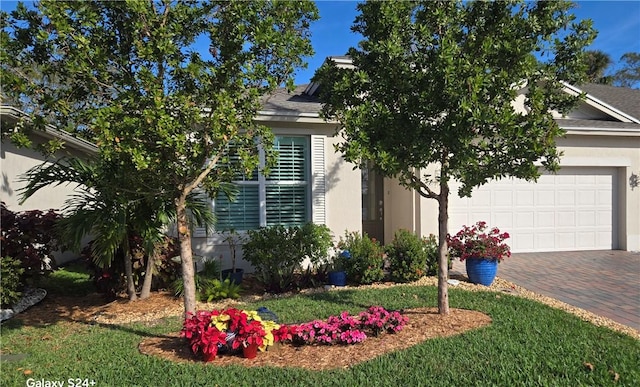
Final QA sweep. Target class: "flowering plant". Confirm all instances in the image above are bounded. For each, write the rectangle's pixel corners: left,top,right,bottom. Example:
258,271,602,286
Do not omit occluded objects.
181,308,279,360
447,221,511,262
275,306,407,346
359,306,408,336
181,310,228,359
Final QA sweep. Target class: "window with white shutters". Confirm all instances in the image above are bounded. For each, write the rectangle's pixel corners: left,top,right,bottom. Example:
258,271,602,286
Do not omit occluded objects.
214,136,310,231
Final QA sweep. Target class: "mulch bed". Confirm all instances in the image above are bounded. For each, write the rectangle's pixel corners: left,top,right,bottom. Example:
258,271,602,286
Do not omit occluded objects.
138,307,492,370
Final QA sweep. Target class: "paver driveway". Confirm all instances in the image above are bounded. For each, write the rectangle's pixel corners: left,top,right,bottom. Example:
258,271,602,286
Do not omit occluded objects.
453,250,640,331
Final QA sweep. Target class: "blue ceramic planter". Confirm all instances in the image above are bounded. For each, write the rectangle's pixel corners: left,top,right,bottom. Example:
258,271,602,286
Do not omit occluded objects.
465,258,498,286
328,271,347,286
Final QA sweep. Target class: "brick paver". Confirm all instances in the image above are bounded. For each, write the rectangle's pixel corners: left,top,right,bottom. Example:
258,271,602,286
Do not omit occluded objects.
452,250,640,331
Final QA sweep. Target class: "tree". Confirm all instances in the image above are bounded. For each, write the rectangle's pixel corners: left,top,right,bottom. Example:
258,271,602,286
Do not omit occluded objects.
612,52,640,89
584,50,612,84
19,157,215,300
2,1,317,314
315,0,595,314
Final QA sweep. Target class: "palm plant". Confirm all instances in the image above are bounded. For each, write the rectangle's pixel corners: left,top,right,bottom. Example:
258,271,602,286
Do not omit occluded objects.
19,157,215,300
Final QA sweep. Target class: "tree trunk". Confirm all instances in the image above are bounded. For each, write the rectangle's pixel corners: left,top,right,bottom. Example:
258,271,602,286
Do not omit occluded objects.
123,250,138,301
437,178,450,315
176,195,197,316
139,249,157,299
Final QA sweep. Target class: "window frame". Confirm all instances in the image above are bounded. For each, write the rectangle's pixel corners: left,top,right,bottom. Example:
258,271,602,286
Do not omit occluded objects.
213,135,311,231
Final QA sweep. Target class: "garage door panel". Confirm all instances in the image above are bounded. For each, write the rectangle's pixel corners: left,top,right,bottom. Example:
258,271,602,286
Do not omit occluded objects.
557,212,576,227
493,191,513,206
556,232,576,248
598,190,612,205
577,211,596,226
449,167,615,252
492,212,512,226
557,191,576,205
577,191,596,205
537,190,555,205
516,190,534,205
537,211,555,227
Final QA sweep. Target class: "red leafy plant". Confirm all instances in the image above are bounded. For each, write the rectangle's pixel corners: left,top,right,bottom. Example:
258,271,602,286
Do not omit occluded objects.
181,308,276,360
181,310,227,358
447,221,511,262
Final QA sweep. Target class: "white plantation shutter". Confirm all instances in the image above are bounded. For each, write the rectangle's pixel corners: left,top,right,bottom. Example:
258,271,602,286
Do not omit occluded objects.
213,136,311,230
311,135,326,225
266,137,309,227
214,185,260,230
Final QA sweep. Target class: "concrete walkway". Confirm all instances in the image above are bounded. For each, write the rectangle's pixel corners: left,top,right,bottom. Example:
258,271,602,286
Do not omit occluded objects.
452,250,640,331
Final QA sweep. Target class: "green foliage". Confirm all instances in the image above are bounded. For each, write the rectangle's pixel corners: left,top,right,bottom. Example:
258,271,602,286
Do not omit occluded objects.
0,256,25,308
171,260,240,302
583,50,613,84
85,235,181,298
336,231,385,285
613,52,640,88
2,0,318,312
386,230,438,283
243,223,333,292
200,278,241,302
315,0,595,199
314,0,596,311
200,258,221,279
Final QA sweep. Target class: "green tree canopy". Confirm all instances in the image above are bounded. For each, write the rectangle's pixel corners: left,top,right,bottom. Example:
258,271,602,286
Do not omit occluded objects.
584,50,612,84
2,0,318,314
315,0,595,314
612,52,640,89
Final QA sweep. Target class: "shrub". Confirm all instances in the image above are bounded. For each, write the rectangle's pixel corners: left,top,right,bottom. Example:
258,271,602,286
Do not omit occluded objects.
386,230,438,283
1,256,25,308
172,260,241,302
336,231,384,285
243,223,333,292
200,278,241,302
0,202,62,285
84,234,181,297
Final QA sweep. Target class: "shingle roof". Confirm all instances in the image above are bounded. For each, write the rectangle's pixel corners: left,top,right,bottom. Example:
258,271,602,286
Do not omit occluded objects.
260,84,321,114
577,83,640,121
555,118,640,131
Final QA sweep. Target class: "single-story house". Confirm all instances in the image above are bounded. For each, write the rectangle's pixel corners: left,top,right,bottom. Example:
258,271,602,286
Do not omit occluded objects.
3,63,639,271
192,77,639,271
1,105,97,210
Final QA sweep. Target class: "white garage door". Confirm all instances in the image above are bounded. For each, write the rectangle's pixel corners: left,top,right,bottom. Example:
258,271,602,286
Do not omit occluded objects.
448,167,616,252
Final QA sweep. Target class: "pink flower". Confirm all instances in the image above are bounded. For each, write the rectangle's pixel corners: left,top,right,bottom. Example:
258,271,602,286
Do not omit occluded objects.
447,221,511,262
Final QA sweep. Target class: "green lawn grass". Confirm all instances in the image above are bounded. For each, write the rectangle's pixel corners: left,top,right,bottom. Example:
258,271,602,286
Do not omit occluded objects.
37,261,95,296
1,284,638,386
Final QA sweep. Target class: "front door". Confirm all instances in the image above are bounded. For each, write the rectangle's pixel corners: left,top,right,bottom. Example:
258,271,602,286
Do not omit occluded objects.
362,162,384,243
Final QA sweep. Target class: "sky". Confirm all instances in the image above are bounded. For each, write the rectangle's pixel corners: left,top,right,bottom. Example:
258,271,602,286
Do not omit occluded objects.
296,0,640,84
2,1,639,85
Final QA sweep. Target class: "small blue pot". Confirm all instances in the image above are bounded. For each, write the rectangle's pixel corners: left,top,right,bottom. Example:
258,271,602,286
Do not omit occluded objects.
328,271,347,287
465,258,498,286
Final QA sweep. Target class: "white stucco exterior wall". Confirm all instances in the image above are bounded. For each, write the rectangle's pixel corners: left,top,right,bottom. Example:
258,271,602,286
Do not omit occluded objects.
1,139,89,211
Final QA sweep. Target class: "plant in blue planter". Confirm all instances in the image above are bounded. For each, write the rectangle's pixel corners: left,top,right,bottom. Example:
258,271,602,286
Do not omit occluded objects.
328,250,350,286
447,221,511,286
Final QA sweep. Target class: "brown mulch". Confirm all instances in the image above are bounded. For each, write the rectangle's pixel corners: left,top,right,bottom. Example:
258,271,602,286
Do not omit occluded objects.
11,272,637,370
137,307,491,370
